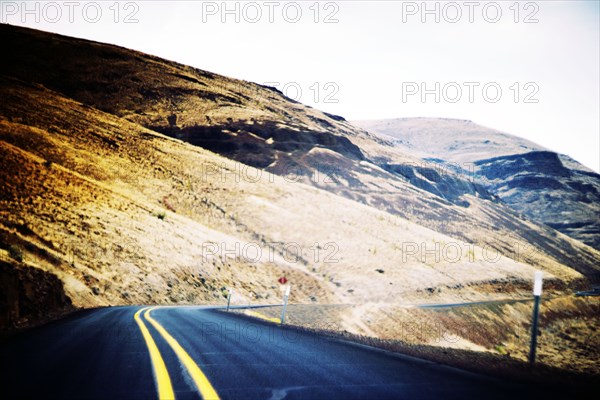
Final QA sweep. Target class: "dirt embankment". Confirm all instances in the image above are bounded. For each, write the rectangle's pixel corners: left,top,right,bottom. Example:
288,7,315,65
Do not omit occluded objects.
0,254,73,333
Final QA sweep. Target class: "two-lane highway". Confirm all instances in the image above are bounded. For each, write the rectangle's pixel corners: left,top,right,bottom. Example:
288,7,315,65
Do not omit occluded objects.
0,306,574,399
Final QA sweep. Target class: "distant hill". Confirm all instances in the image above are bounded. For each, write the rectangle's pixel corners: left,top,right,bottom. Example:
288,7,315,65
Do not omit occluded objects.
352,118,543,164
353,118,600,250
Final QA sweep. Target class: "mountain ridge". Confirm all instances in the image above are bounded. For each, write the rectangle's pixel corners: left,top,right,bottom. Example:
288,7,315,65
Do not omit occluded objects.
353,117,600,251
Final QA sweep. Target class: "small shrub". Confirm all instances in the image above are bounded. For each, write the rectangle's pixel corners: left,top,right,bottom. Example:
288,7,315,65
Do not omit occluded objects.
157,212,166,220
495,344,508,355
8,245,23,262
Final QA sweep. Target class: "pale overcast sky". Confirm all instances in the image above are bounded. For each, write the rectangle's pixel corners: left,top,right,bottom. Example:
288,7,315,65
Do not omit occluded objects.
4,0,599,171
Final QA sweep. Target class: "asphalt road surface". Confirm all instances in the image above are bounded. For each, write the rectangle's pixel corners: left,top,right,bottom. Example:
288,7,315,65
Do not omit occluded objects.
0,306,576,399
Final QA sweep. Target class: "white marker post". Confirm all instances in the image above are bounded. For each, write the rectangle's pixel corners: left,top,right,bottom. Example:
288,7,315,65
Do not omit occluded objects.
226,288,233,312
280,285,291,325
529,271,543,365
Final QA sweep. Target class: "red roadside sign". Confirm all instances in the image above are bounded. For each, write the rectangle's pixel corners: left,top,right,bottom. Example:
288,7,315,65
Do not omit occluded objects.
278,276,288,284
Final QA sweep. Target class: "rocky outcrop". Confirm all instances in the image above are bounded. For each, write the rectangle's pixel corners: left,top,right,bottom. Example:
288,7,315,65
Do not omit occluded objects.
0,259,73,331
152,120,364,170
384,162,495,207
475,151,600,250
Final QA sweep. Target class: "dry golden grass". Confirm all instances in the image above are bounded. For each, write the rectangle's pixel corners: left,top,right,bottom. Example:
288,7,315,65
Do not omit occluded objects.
2,24,598,286
1,76,592,319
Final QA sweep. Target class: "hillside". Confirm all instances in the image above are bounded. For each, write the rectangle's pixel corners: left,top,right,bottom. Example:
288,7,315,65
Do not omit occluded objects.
354,118,600,251
1,25,599,337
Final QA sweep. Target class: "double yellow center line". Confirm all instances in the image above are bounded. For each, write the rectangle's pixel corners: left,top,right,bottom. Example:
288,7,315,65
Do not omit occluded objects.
134,307,220,400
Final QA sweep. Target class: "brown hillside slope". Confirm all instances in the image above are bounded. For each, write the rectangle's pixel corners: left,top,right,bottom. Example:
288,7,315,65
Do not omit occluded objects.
1,24,598,282
0,75,593,326
1,26,599,332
